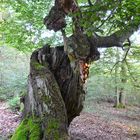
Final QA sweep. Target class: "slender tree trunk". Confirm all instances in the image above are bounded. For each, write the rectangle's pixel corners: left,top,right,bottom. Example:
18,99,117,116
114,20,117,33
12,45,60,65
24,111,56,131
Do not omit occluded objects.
118,90,126,106
118,62,127,108
114,48,120,107
116,88,126,108
115,61,127,108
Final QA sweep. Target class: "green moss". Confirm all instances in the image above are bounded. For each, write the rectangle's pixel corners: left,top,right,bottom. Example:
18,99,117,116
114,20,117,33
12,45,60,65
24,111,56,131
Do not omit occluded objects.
42,95,51,104
32,61,45,70
11,119,28,140
11,117,41,140
28,118,41,140
46,118,60,140
115,103,125,108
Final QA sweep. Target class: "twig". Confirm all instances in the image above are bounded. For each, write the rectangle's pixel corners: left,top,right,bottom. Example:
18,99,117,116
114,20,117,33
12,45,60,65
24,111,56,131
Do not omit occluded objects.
110,39,131,73
95,8,116,31
110,60,121,73
125,60,137,82
125,60,140,88
61,29,67,51
87,0,93,6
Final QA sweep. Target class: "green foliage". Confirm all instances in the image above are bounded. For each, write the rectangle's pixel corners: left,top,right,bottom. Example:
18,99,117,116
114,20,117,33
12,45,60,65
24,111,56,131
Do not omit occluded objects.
1,0,140,50
85,46,140,112
0,0,63,51
11,117,41,140
79,0,140,35
0,46,29,102
8,95,20,110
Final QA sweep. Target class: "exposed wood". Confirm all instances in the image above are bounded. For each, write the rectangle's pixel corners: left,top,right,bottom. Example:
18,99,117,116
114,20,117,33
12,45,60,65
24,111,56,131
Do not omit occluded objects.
16,45,87,139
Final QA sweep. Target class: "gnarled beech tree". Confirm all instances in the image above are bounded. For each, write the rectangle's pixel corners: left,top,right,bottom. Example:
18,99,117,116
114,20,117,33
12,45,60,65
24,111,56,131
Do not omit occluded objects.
12,0,139,139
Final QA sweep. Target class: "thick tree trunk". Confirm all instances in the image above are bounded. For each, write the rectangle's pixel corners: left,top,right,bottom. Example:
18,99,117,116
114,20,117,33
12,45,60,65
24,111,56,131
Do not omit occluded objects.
12,45,86,140
12,1,97,138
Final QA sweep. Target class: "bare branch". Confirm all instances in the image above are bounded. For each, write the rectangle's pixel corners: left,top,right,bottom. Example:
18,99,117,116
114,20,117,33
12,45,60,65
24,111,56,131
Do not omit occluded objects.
125,61,140,88
90,25,139,48
87,0,93,6
110,40,131,73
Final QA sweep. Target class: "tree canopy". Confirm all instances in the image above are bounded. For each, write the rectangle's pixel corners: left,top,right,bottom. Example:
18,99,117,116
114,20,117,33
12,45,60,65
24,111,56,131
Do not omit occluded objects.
0,0,140,52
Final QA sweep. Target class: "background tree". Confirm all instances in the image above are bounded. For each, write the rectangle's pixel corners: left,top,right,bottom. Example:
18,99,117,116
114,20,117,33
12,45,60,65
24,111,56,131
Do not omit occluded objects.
86,45,140,110
0,46,29,110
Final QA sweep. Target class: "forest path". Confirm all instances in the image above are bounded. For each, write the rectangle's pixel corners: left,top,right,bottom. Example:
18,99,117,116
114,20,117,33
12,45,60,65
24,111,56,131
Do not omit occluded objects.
71,100,140,140
0,101,140,140
0,101,20,139
69,112,140,140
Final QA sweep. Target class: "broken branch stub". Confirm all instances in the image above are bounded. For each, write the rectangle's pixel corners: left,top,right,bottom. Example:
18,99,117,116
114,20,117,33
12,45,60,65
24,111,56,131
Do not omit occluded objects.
44,6,66,32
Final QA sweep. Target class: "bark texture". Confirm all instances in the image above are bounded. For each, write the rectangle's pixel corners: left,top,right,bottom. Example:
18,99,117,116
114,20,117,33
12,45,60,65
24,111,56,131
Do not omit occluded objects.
115,62,127,108
12,45,86,139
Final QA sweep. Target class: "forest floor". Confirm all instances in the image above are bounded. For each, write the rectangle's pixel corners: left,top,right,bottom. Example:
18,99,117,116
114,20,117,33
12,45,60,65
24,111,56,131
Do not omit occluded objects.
69,100,140,140
0,100,140,140
0,101,20,140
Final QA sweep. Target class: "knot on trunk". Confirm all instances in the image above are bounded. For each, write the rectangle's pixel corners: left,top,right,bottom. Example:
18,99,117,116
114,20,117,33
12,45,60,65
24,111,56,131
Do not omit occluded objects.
44,6,66,32
44,0,78,32
64,32,100,62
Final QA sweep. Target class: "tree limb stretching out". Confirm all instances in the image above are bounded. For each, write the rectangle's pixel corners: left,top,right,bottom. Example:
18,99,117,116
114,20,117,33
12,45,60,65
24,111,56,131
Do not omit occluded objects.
45,0,140,62
94,25,139,48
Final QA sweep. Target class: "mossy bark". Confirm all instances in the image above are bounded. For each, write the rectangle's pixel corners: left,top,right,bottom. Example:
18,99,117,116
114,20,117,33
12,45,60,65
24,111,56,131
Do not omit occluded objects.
11,117,42,140
12,45,85,140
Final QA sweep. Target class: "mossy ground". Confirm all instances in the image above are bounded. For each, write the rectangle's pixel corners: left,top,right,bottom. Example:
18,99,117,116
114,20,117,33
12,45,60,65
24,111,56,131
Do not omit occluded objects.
32,61,45,70
11,117,41,140
115,103,126,109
